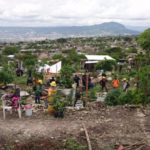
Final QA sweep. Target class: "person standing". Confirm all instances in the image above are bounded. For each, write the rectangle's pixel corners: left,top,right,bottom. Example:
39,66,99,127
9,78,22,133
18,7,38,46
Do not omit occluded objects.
122,78,130,92
34,83,42,104
74,87,81,107
112,77,120,89
99,76,108,92
82,74,86,90
74,75,80,87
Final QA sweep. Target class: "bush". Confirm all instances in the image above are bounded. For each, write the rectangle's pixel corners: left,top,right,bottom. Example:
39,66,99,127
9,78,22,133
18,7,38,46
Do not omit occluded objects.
105,89,122,106
0,70,14,84
96,60,116,72
60,65,75,88
105,89,143,106
118,90,140,105
88,85,100,101
2,46,19,55
66,139,86,150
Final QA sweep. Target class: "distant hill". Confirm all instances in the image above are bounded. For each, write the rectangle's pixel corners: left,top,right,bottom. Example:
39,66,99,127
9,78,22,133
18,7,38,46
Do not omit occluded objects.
126,25,149,32
0,22,139,42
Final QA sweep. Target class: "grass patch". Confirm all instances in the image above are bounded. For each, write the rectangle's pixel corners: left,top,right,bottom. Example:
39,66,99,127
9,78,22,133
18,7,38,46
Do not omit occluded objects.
66,138,86,150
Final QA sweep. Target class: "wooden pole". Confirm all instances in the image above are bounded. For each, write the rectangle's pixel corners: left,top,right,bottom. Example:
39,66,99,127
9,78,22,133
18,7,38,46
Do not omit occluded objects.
82,123,92,150
86,73,89,98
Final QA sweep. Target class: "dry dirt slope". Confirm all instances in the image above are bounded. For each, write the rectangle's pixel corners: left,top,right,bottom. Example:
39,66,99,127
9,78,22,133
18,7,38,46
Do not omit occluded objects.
0,103,150,150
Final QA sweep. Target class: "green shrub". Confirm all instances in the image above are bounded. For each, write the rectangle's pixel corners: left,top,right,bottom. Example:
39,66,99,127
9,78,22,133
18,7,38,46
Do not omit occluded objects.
118,90,138,105
15,76,27,85
88,85,100,101
60,65,75,88
66,139,85,150
88,88,97,101
53,93,65,111
128,70,137,77
105,89,143,106
105,89,122,106
96,60,116,72
0,70,14,84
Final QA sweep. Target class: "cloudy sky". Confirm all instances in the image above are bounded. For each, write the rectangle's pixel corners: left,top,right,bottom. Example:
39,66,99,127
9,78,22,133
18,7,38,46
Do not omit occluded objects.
0,0,150,27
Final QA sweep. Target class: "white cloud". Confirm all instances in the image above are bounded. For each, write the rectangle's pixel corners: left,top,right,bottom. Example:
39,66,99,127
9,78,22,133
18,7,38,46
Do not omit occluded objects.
0,0,150,26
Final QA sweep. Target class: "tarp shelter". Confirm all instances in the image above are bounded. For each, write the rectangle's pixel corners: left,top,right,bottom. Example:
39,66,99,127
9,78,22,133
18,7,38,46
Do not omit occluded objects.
38,61,62,73
84,55,115,71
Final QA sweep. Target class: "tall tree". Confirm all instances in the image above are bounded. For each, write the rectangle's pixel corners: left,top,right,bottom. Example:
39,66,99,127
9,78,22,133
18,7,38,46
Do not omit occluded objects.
137,28,150,65
137,28,150,51
2,46,19,55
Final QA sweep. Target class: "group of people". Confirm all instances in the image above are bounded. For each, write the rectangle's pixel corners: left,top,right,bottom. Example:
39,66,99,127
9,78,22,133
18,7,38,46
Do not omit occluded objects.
73,73,130,95
73,74,94,89
33,73,130,109
33,77,57,107
99,75,130,92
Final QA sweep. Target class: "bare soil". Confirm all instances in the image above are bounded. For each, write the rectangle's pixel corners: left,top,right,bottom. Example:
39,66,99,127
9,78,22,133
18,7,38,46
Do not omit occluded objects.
0,102,150,150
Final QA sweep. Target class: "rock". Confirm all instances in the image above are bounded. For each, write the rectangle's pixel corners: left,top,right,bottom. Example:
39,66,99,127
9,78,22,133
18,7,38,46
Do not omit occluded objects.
80,128,84,132
15,140,20,143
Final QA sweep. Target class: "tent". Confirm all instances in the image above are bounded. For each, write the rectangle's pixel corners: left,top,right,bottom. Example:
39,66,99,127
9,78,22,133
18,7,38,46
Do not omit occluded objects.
38,61,61,73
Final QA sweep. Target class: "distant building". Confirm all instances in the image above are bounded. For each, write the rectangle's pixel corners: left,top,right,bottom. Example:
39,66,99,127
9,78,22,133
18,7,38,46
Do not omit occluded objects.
84,55,115,71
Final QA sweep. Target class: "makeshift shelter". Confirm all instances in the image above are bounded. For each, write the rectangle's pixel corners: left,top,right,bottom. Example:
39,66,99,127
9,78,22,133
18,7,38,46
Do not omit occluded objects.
84,55,115,71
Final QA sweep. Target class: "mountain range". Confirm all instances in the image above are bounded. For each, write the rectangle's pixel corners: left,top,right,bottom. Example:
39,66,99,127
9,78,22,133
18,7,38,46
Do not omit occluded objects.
0,22,146,42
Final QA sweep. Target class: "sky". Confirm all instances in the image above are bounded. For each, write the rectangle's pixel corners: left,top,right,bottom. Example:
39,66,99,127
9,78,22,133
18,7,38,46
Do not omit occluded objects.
0,0,150,27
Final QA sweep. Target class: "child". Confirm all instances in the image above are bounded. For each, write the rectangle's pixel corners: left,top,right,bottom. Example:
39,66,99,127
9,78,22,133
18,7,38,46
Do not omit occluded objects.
122,78,130,92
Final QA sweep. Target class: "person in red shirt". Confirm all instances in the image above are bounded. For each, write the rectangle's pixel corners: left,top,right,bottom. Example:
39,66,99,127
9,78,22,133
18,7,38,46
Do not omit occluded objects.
112,77,120,88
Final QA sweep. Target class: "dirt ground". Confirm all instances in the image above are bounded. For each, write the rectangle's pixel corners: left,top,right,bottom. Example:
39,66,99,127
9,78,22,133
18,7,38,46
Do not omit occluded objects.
0,102,150,150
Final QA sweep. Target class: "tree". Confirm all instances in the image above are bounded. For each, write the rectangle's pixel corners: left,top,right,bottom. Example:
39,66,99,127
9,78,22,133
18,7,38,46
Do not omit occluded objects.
62,49,86,71
137,28,150,52
137,29,150,104
2,46,19,55
138,67,150,105
57,38,67,43
0,70,14,85
60,65,75,88
16,53,37,69
52,54,64,60
96,59,116,72
105,47,124,60
0,54,8,66
137,28,150,65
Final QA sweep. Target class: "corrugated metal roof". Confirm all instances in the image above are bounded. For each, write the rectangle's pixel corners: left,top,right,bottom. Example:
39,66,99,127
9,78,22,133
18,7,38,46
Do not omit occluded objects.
85,55,115,61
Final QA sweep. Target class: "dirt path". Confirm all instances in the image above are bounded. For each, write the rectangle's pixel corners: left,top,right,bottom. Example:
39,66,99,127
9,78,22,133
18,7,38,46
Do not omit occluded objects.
135,108,150,146
1,104,150,149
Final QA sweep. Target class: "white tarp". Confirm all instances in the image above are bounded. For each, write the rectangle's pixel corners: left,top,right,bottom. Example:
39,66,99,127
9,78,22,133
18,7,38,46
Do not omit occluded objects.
38,61,61,73
20,91,30,97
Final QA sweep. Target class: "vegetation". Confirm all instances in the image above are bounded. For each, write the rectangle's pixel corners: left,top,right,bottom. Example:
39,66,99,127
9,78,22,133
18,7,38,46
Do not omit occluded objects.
60,65,75,88
0,31,150,107
105,89,141,106
0,69,14,85
66,139,86,150
105,47,124,60
137,28,150,52
96,59,116,72
2,46,19,55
